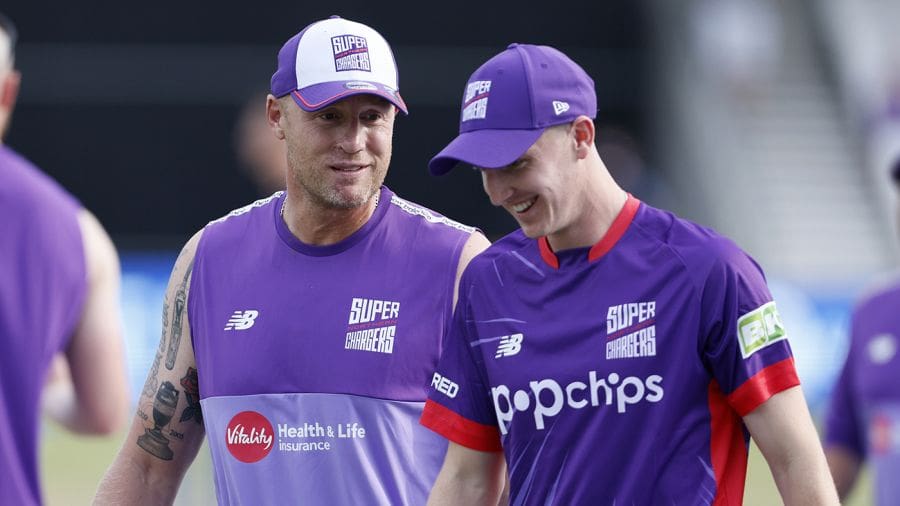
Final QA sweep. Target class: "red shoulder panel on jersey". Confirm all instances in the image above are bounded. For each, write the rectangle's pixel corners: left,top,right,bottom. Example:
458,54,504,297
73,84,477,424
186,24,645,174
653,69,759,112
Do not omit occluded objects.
420,399,503,452
727,358,800,417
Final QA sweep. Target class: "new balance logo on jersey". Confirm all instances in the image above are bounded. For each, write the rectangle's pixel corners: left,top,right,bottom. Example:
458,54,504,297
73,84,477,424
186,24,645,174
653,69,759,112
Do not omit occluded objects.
224,310,259,331
495,333,524,358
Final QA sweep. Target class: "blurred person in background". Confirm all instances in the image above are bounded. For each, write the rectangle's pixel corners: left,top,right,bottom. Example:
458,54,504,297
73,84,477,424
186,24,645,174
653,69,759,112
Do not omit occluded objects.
94,16,488,505
233,89,287,196
0,11,128,506
422,43,838,505
824,157,900,505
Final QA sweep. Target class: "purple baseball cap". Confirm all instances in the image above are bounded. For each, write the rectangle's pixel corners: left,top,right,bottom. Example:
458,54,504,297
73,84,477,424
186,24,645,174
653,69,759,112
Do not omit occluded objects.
271,16,407,114
429,43,596,175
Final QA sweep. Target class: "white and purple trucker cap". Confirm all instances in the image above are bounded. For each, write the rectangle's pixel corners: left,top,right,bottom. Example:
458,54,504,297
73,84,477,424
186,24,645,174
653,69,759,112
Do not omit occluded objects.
271,16,407,114
429,43,596,175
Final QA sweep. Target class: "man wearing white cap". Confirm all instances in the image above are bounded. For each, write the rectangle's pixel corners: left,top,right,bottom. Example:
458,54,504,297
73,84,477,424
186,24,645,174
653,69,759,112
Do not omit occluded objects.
95,17,487,505
421,43,838,505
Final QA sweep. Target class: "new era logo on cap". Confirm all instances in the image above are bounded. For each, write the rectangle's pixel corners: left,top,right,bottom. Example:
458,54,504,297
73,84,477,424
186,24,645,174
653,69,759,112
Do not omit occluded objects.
429,43,597,175
552,100,570,115
271,16,407,114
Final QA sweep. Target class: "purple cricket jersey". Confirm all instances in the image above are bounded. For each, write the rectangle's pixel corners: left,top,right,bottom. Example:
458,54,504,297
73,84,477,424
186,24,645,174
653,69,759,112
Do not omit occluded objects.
0,145,87,506
825,279,900,505
188,186,475,505
421,196,799,505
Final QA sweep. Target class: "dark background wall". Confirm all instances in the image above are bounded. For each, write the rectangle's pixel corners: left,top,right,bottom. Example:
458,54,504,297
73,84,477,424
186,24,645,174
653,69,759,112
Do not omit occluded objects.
4,1,647,245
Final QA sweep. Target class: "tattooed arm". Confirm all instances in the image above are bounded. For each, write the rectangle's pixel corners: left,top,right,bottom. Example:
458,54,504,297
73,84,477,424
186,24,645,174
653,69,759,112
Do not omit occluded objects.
94,230,206,505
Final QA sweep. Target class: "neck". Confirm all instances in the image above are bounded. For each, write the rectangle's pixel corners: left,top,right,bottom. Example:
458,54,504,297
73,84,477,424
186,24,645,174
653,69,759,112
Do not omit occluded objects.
281,190,380,246
546,158,628,251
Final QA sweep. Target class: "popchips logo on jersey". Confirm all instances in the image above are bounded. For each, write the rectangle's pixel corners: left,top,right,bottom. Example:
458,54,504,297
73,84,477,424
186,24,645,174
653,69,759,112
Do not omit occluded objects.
344,297,400,354
491,372,664,435
462,80,491,122
226,411,274,463
331,34,370,72
737,301,787,358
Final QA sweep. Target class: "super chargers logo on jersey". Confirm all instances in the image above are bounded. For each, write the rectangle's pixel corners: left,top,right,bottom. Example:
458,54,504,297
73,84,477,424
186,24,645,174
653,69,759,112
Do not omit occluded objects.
605,301,657,360
344,297,400,354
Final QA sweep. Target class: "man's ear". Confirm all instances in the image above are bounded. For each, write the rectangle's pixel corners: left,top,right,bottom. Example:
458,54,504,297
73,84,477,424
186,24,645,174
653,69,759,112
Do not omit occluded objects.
0,69,20,112
266,94,286,140
571,115,595,160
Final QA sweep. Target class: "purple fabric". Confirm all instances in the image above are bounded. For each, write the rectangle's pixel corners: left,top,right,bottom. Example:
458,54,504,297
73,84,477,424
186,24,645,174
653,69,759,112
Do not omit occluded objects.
430,44,596,175
825,281,900,505
201,393,446,505
289,83,407,114
0,145,86,506
188,187,474,504
427,202,794,504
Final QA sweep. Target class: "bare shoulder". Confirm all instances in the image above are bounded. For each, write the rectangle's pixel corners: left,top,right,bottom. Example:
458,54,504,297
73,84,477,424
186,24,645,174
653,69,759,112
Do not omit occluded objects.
453,232,490,309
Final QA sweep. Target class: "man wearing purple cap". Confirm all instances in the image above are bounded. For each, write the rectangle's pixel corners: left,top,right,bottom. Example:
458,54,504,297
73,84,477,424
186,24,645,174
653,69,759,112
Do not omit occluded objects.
0,11,128,506
420,44,839,505
95,17,488,506
823,158,900,505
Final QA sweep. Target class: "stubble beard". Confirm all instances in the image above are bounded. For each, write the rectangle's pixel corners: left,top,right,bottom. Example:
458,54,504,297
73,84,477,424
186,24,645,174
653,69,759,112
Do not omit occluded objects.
290,163,387,210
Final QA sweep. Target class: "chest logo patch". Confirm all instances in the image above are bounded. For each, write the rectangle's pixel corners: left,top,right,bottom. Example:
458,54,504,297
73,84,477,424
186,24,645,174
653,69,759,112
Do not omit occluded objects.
344,297,399,354
605,301,657,359
495,333,524,358
224,310,259,331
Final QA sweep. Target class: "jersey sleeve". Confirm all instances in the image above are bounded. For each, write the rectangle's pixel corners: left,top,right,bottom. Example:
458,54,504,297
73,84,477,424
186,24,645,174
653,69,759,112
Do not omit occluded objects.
823,311,866,457
420,276,503,452
699,240,800,417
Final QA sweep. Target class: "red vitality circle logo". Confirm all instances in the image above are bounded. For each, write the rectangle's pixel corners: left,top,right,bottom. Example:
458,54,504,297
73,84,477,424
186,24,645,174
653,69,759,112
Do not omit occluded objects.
226,411,274,463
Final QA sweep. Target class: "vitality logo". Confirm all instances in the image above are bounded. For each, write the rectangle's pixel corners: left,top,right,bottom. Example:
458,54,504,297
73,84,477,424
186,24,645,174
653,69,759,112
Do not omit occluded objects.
224,310,259,331
226,411,274,463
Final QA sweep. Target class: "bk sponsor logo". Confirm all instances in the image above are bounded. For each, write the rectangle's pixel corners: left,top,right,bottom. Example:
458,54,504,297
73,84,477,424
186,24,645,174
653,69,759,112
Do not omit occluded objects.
226,411,274,463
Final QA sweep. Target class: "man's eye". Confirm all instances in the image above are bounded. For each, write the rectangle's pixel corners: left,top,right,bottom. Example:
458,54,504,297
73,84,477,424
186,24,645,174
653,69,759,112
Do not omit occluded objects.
320,112,339,120
361,112,383,121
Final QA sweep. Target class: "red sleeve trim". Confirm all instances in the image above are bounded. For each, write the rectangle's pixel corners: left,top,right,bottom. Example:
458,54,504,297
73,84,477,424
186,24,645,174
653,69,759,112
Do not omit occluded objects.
420,399,503,452
727,358,800,417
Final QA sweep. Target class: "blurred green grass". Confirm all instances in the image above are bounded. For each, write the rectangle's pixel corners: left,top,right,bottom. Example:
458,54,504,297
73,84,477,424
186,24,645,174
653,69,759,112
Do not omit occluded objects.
40,422,215,505
40,423,872,505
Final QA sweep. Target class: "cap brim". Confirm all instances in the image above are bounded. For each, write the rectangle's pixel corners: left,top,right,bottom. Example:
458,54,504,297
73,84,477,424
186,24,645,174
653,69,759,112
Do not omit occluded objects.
428,128,545,175
291,81,408,115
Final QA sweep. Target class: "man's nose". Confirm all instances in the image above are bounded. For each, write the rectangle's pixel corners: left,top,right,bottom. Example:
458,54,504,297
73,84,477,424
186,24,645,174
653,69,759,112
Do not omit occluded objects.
481,170,512,206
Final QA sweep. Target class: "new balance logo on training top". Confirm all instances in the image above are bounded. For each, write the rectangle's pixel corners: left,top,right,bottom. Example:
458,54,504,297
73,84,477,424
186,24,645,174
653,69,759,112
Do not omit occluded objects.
495,333,524,358
224,310,259,331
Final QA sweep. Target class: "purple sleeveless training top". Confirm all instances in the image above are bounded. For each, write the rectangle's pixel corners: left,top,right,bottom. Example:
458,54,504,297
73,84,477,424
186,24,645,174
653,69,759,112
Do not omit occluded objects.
189,186,474,505
1,145,86,506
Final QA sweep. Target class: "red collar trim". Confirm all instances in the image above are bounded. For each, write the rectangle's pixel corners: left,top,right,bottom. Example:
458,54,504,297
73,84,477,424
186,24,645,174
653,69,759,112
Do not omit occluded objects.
538,194,641,269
